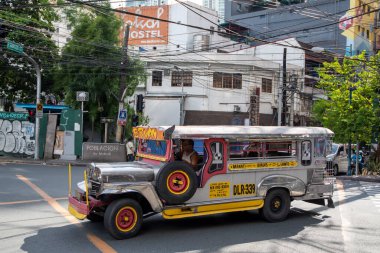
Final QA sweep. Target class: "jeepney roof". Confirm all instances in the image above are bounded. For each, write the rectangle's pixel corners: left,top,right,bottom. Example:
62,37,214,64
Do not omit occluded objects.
136,126,334,139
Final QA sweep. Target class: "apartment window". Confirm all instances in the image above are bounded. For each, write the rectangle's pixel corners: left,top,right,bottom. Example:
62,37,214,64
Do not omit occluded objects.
367,5,370,15
152,71,162,86
262,78,272,93
171,71,192,87
357,25,360,32
66,37,71,42
67,24,72,30
361,27,365,36
213,72,242,89
367,29,370,39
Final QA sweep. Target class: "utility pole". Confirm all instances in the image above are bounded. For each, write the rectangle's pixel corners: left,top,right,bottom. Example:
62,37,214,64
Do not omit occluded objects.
24,53,41,160
374,10,378,54
277,66,282,126
282,48,287,126
289,73,297,127
116,25,130,143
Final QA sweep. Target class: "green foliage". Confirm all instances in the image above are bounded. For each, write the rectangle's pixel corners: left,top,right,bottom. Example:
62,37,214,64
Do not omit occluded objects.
0,0,59,102
313,52,380,144
54,4,146,136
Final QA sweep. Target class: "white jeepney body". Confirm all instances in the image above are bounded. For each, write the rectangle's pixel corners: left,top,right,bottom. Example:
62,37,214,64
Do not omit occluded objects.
69,126,334,238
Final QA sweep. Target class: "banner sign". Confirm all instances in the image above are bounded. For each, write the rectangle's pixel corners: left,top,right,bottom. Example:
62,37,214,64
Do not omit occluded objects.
118,5,169,45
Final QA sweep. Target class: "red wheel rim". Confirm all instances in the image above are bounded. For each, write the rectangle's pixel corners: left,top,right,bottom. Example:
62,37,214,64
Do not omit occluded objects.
168,171,189,193
116,207,136,231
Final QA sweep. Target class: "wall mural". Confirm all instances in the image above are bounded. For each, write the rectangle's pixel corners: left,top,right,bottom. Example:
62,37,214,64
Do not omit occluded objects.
0,118,35,156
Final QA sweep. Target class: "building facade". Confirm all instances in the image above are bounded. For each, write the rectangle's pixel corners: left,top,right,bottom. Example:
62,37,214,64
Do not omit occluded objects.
136,52,301,126
234,38,331,126
225,0,351,55
116,2,235,55
340,0,380,55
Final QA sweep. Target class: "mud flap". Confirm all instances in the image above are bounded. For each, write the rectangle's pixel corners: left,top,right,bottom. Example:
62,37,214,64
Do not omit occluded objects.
304,197,334,208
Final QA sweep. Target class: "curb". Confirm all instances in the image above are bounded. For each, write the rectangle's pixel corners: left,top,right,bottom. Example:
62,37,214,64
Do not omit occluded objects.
0,157,88,167
336,175,380,183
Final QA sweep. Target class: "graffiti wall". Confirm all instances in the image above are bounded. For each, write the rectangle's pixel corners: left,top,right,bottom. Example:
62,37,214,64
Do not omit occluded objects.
0,112,35,156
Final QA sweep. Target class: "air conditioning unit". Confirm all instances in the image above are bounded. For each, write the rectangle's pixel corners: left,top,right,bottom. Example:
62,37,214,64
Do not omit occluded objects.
164,69,170,76
234,105,241,112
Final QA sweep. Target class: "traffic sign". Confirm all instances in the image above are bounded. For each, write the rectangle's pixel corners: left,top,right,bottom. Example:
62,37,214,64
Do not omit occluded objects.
7,40,23,54
117,109,127,126
36,103,43,118
76,91,89,102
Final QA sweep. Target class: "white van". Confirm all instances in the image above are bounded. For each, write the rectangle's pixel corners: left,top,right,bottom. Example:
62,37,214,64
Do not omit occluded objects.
326,143,349,176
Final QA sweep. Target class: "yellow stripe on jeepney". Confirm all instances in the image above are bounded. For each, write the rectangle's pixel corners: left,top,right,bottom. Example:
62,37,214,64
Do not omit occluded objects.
228,161,298,170
136,153,167,161
162,199,264,219
68,203,87,220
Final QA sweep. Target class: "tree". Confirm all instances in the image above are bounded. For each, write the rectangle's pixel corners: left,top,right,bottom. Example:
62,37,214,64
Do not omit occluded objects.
54,3,146,140
0,0,59,103
313,52,380,147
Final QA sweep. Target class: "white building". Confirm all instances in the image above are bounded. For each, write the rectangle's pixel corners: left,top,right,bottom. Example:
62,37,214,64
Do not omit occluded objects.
136,52,301,126
234,38,331,126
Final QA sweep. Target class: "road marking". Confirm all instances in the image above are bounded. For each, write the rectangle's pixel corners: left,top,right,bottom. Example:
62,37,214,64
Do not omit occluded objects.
361,184,380,212
16,175,116,253
336,179,352,253
0,197,66,206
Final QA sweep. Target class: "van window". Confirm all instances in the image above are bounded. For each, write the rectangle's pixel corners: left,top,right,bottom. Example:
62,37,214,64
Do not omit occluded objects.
301,141,312,166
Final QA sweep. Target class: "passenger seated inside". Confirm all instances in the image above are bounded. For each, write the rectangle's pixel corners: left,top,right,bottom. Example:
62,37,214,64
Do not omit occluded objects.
179,139,200,171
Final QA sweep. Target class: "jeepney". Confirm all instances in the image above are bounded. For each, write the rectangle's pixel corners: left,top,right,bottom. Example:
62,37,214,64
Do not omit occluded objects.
68,125,335,239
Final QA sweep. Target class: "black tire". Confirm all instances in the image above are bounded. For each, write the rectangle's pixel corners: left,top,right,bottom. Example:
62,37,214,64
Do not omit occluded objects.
333,165,339,176
104,199,143,240
156,161,197,205
87,212,103,222
261,188,290,222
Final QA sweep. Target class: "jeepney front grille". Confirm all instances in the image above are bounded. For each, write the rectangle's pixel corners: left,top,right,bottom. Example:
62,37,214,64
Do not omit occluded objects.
324,161,335,184
90,180,101,195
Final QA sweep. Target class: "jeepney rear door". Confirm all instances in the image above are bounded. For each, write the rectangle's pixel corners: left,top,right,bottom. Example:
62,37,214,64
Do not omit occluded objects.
200,138,227,187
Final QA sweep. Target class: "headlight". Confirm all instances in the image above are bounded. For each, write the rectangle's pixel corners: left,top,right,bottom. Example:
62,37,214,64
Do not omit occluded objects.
90,167,102,181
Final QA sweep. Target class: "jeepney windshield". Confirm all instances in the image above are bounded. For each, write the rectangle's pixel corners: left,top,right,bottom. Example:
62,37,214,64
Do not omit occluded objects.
138,139,168,157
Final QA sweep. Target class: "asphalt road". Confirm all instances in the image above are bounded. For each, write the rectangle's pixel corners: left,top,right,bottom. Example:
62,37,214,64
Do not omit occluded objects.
1,163,380,253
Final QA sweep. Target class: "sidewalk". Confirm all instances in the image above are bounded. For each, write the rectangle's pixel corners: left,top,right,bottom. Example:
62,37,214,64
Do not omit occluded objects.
336,175,380,183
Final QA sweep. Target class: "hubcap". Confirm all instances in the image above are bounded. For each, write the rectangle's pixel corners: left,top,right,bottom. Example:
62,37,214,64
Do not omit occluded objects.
167,171,189,194
271,197,282,212
116,207,136,232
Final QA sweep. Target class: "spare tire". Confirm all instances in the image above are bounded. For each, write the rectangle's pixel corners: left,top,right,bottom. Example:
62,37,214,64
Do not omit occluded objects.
156,161,198,205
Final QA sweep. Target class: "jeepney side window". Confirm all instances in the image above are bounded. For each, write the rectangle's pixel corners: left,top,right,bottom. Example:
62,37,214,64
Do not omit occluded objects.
209,141,224,173
314,138,326,157
265,141,296,158
301,140,312,166
138,139,167,156
229,141,247,159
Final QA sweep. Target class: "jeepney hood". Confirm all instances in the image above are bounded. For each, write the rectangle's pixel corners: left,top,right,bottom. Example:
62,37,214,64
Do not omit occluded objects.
88,161,159,183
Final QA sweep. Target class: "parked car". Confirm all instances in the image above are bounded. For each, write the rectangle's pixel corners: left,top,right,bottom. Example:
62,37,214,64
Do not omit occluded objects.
326,143,349,176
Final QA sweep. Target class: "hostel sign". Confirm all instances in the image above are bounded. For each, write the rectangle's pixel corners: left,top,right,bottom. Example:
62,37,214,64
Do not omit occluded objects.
118,6,169,45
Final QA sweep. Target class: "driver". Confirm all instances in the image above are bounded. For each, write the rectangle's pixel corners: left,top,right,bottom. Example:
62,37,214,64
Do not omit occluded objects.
180,139,199,171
